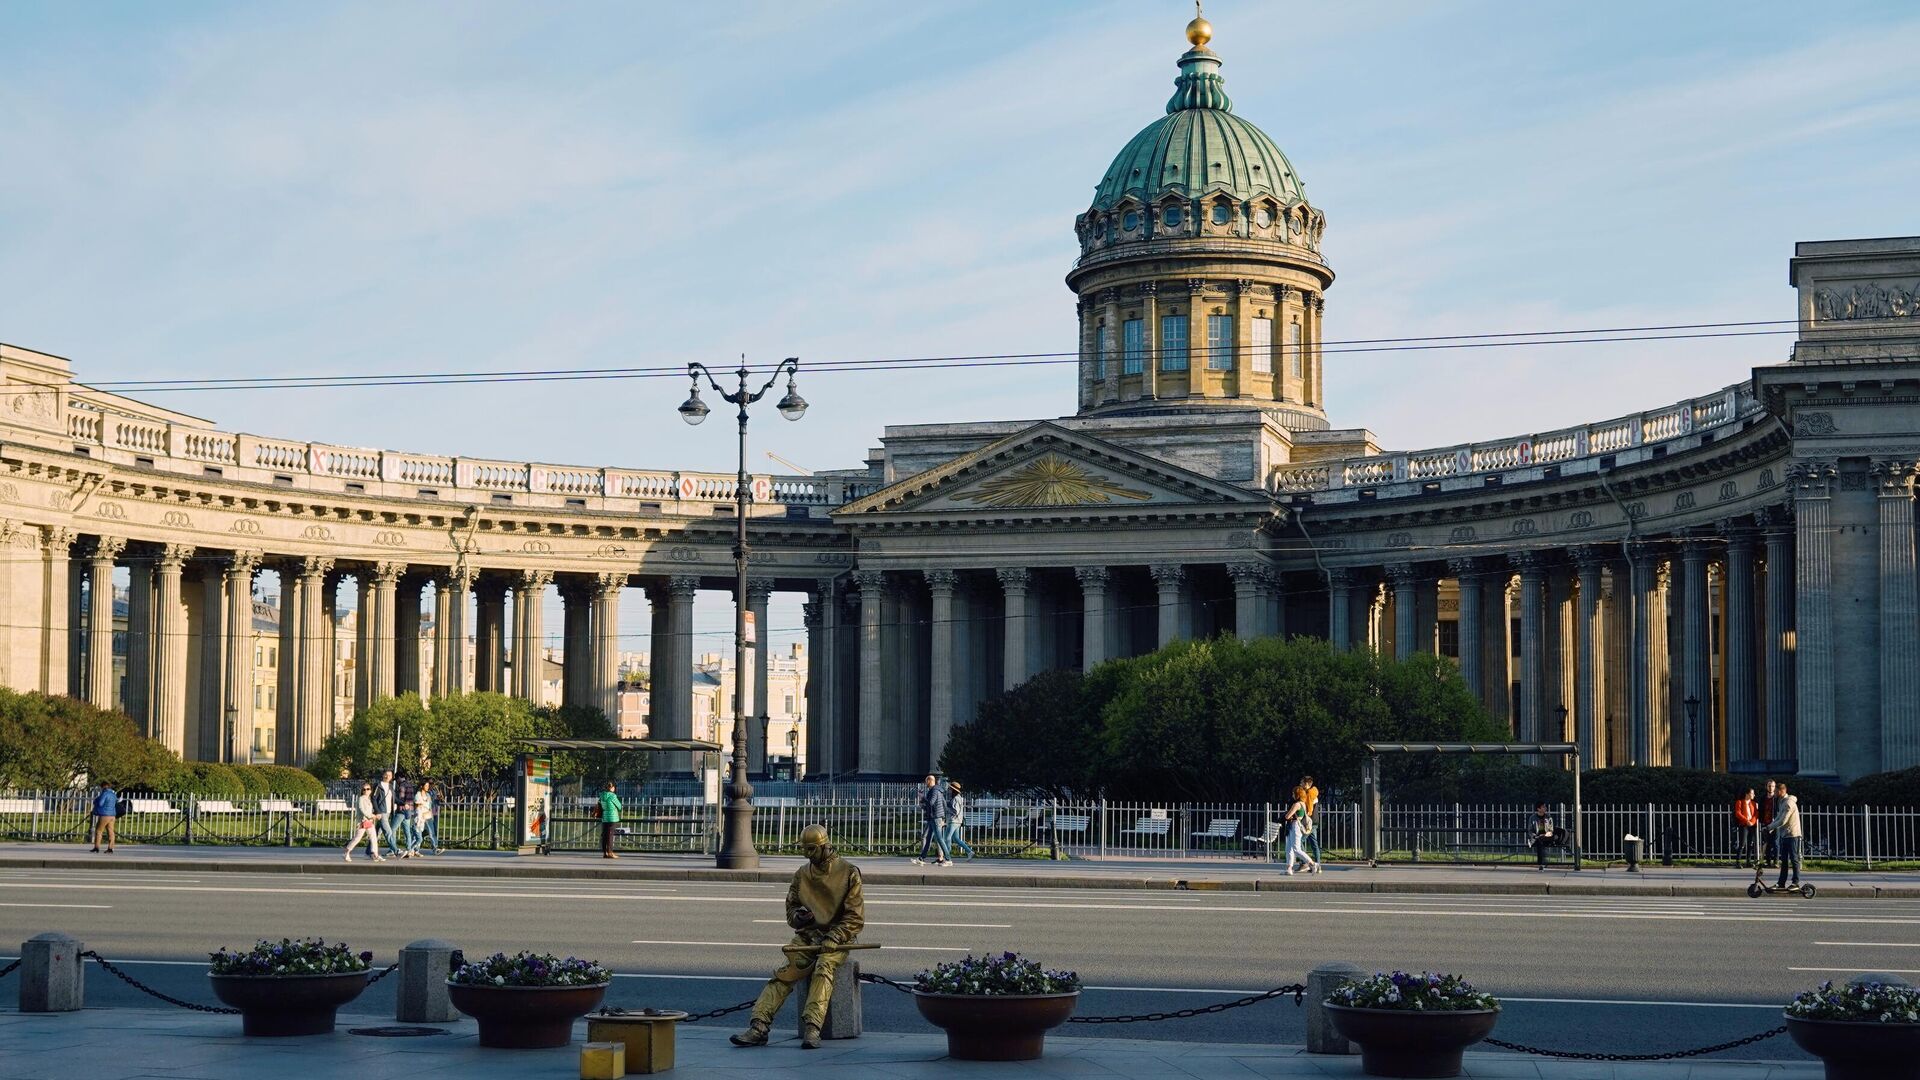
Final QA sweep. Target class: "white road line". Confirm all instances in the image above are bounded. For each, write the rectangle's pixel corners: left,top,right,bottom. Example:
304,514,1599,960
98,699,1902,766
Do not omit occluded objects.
632,940,971,952
0,902,109,908
1813,941,1920,947
1789,967,1920,974
750,920,1012,929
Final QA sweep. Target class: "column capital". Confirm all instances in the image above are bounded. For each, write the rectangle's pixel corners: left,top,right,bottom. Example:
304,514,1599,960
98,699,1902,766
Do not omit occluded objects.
1787,459,1837,493
1678,539,1714,566
444,566,476,590
1654,561,1673,590
996,567,1031,591
850,569,886,594
1568,545,1609,571
1324,566,1352,589
372,560,405,585
1073,565,1110,589
745,576,776,604
1446,557,1482,579
1234,278,1257,295
1228,561,1271,586
156,544,194,571
1148,563,1184,587
1507,550,1547,575
88,535,127,562
924,568,959,592
665,574,699,598
594,571,627,596
298,555,334,581
40,525,76,555
1873,457,1919,494
1716,520,1758,549
802,598,822,627
1384,561,1419,587
1137,281,1159,297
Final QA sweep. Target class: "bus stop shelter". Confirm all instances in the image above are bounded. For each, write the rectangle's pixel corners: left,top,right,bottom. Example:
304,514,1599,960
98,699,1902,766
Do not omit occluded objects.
1359,741,1583,869
512,737,722,855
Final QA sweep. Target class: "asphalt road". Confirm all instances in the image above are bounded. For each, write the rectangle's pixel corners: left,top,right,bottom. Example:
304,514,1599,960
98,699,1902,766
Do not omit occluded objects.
7,866,1911,1059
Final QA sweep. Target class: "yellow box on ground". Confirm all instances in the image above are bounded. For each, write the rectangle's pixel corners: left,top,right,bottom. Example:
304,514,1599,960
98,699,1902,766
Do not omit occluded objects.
579,1041,625,1080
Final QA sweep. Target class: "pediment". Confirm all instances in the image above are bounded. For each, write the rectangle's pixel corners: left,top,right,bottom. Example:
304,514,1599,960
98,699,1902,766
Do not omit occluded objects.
835,422,1270,519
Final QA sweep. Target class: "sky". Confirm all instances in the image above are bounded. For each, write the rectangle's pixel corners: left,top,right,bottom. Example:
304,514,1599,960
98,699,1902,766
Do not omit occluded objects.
6,0,1920,669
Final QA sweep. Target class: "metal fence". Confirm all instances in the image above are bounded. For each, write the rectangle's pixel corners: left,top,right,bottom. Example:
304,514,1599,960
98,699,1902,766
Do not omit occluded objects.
4,791,1917,866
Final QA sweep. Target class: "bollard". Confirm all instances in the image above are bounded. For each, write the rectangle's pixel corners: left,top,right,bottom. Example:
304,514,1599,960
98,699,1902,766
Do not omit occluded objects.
1305,960,1364,1055
20,932,84,1013
397,939,460,1022
798,958,862,1040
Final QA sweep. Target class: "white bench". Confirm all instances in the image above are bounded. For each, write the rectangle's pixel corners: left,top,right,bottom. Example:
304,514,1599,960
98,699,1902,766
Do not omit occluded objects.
962,811,996,829
1050,814,1091,837
1243,820,1284,856
259,800,298,813
315,799,353,813
196,800,243,814
1119,813,1172,839
0,798,45,814
1189,817,1240,843
128,798,180,815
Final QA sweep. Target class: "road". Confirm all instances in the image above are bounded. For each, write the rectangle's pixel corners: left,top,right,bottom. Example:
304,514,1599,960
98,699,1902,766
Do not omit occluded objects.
6,865,1912,1059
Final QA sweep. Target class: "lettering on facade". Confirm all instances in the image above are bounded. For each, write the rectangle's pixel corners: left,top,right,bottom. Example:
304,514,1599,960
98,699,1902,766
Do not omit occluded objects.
160,510,192,528
1759,467,1777,489
1568,510,1595,529
1227,530,1254,548
1448,526,1477,542
1385,531,1413,548
1673,492,1695,511
594,544,627,558
667,545,699,563
0,482,14,502
813,552,854,566
520,539,553,554
956,454,1152,508
46,490,68,509
372,530,405,547
1718,480,1739,502
95,501,125,520
1814,282,1920,322
1795,412,1838,436
1511,518,1537,535
229,519,261,535
1626,501,1646,519
302,524,333,541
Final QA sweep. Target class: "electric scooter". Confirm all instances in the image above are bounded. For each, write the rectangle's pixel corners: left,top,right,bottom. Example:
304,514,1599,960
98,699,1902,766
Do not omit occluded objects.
1746,828,1815,897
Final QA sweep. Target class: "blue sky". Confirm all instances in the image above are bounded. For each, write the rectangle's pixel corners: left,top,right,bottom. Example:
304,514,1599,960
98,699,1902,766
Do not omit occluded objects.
6,0,1919,664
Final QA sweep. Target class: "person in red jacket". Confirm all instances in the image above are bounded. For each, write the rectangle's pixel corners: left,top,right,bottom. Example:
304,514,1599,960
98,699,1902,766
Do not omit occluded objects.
1733,789,1759,867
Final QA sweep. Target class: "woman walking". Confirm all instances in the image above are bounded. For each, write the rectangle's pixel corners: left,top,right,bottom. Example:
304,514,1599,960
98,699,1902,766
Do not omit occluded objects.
942,781,975,860
345,782,385,862
598,780,622,859
413,779,442,854
1285,794,1319,875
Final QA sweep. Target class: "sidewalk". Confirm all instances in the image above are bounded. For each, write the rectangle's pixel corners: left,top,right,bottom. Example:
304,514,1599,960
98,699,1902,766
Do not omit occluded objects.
0,1006,1817,1080
0,841,1913,897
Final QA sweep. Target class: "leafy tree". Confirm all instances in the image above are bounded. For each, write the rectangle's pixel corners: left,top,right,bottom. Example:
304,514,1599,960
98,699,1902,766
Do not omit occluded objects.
0,690,176,790
312,693,637,792
939,668,1105,800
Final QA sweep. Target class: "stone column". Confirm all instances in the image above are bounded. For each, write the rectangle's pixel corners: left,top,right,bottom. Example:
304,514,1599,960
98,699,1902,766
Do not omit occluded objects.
559,579,591,709
997,567,1031,690
1650,559,1674,765
1678,538,1714,768
852,570,885,774
393,575,422,696
1627,549,1656,765
1140,282,1160,400
1876,460,1920,770
1449,560,1483,702
1511,552,1547,743
803,587,829,776
746,577,774,773
592,573,624,725
195,568,223,761
1571,547,1606,769
1387,563,1418,661
1075,567,1110,669
352,571,371,714
150,545,191,757
1150,563,1184,647
1722,528,1760,765
1484,572,1514,729
445,569,472,694
512,569,551,703
433,574,455,698
39,527,75,697
1760,508,1795,761
296,556,334,765
1326,568,1352,651
1230,562,1267,639
1602,564,1629,767
364,562,400,701
925,570,958,769
1791,461,1838,777
222,552,261,763
84,536,123,708
472,578,504,692
124,551,153,733
275,564,299,764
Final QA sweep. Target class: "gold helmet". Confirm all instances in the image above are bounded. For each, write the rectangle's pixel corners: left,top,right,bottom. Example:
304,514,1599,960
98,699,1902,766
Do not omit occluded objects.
800,824,830,848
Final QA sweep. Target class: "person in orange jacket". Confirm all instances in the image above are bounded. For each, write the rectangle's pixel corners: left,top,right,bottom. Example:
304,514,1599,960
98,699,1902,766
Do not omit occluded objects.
1733,788,1760,868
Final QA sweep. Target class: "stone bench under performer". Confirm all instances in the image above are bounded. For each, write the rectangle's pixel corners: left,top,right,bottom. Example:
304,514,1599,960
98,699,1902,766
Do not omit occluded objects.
731,824,865,1050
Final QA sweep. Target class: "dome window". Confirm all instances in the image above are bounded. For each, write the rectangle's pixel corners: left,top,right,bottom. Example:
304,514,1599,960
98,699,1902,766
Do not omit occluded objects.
1122,211,1141,231
1255,207,1273,228
1163,206,1184,227
1211,205,1232,225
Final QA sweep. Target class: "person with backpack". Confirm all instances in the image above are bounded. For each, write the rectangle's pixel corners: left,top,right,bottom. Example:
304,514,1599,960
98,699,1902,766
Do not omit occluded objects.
89,782,119,853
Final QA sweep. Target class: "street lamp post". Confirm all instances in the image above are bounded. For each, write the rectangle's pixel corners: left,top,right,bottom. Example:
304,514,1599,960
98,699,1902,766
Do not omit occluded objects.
1683,695,1701,769
678,357,807,869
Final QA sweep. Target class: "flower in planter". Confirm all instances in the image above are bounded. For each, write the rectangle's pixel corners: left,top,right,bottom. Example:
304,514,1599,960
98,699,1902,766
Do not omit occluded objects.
913,952,1081,996
1330,971,1499,1012
209,938,373,977
1788,981,1920,1023
449,951,611,988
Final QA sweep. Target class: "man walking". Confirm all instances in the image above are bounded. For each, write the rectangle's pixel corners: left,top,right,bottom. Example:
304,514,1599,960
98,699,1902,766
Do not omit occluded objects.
374,770,400,855
1772,781,1804,890
911,775,950,867
89,781,118,853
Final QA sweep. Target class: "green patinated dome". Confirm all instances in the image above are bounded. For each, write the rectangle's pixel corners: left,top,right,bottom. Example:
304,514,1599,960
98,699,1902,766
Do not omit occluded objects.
1091,45,1306,211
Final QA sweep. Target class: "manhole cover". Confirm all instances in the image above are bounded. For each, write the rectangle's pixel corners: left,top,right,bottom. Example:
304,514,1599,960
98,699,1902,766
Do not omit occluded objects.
349,1026,448,1038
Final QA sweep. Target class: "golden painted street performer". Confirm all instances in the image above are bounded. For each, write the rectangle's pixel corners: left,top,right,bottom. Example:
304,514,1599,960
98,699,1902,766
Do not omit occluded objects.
731,823,866,1050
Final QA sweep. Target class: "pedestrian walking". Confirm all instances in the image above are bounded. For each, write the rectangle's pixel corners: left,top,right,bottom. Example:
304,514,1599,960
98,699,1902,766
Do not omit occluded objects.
1293,775,1322,865
1733,788,1760,867
1760,779,1780,868
599,780,622,859
1284,794,1319,875
89,781,118,853
413,779,442,854
1530,803,1557,870
1772,781,1804,890
397,796,422,857
942,780,975,860
345,782,385,862
374,770,401,853
910,774,950,866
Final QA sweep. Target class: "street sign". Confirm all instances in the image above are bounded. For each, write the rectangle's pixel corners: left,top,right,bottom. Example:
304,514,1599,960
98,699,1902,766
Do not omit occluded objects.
744,610,757,645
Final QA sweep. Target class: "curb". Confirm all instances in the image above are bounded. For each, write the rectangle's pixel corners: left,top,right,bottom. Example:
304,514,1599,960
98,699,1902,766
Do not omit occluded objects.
0,853,1910,897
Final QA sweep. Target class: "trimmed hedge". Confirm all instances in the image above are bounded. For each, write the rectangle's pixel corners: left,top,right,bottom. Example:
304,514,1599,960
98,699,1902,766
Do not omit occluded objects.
157,761,247,798
255,764,326,798
228,764,272,797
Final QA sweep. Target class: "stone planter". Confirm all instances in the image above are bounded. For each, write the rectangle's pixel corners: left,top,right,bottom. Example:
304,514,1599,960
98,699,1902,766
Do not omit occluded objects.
207,971,370,1036
912,991,1079,1061
1786,1015,1920,1080
446,981,609,1049
1322,1004,1500,1079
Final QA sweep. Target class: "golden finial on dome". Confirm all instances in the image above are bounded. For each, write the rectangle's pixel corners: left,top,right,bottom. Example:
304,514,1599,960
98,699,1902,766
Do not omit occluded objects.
1185,1,1213,47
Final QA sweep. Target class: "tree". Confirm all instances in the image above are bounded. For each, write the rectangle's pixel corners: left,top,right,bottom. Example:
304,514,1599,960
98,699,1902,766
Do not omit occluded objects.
311,693,639,791
939,668,1105,800
0,690,176,790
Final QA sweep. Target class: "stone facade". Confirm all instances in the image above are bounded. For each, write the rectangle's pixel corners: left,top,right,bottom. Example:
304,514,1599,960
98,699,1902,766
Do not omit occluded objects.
2,18,1918,782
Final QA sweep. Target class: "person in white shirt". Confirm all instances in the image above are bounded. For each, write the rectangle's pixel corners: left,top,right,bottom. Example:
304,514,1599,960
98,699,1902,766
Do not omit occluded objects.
345,783,385,862
1772,782,1804,889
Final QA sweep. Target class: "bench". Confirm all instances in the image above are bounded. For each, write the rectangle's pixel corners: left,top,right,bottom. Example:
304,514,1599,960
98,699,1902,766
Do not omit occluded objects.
1049,814,1091,838
315,799,352,813
128,798,180,814
196,800,243,814
1243,820,1284,857
0,798,45,814
962,811,996,829
259,800,298,813
1189,817,1240,844
1119,815,1173,839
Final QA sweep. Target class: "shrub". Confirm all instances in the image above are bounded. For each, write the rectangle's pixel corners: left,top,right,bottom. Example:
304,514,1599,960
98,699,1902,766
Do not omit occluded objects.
1846,766,1920,807
450,952,610,987
257,764,326,798
913,952,1081,996
228,765,272,797
210,938,371,977
1331,971,1499,1012
161,761,246,798
0,690,176,790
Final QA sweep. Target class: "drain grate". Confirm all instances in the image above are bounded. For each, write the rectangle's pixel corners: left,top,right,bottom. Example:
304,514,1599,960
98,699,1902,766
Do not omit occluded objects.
349,1026,448,1038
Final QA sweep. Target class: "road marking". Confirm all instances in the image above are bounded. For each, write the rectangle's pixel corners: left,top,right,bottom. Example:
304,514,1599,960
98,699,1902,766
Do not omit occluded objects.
1501,996,1781,1009
612,972,761,982
1814,941,1920,947
1789,967,1920,974
632,939,971,952
0,902,109,908
751,920,1011,929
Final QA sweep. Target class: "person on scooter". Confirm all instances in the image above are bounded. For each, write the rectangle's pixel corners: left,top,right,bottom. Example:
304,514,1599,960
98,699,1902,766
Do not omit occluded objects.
1771,781,1803,891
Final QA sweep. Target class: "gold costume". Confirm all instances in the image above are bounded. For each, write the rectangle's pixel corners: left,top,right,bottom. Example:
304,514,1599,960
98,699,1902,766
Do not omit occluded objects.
734,825,865,1047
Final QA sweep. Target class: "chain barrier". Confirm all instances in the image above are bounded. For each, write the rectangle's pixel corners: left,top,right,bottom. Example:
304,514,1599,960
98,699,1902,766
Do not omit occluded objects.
1484,1026,1786,1062
676,998,759,1023
77,953,400,1016
366,963,399,986
0,958,20,979
858,972,1306,1025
